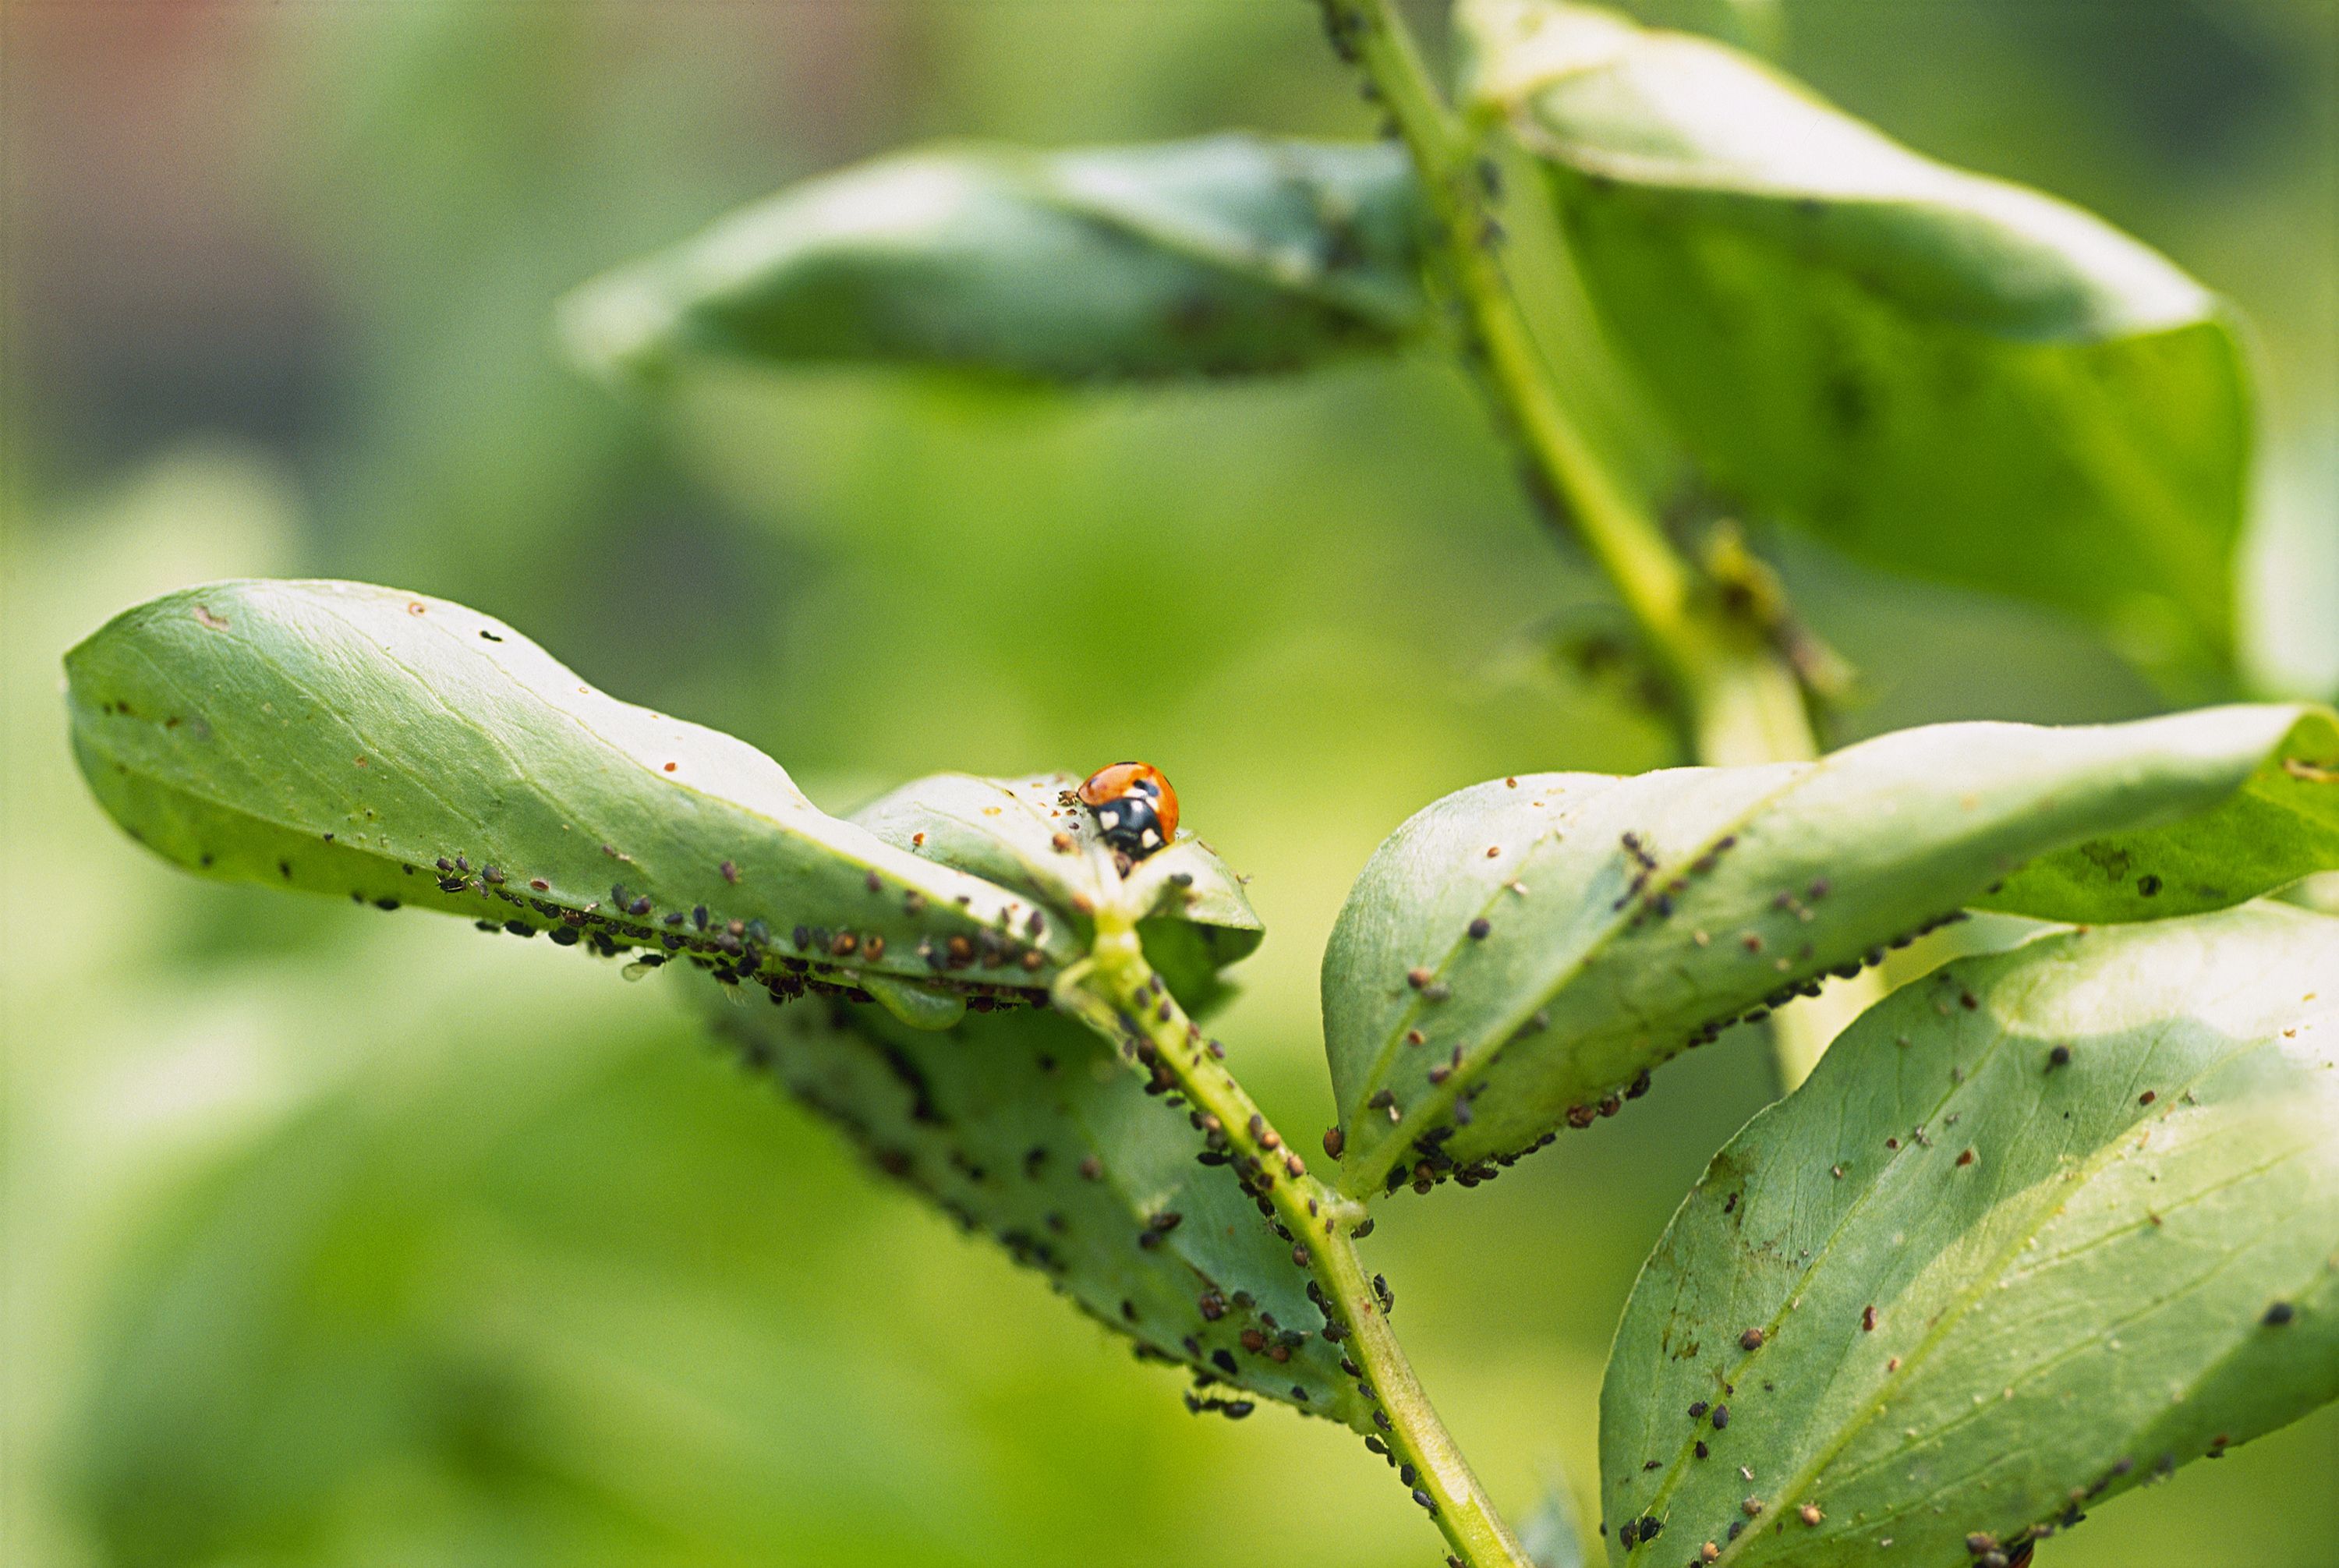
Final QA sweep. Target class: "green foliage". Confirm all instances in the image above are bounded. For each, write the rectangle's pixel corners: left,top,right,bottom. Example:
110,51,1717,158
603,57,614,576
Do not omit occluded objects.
561,135,1428,386
757,774,1363,1424
716,995,1368,1428
1622,0,1780,55
1321,705,2339,1199
1460,0,2252,672
1980,707,2339,921
1599,904,2339,1565
41,4,2339,1566
851,770,1263,1012
65,579,1074,997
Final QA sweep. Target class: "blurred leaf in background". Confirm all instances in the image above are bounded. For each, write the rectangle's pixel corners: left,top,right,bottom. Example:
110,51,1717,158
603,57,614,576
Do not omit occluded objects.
6,2,2339,1566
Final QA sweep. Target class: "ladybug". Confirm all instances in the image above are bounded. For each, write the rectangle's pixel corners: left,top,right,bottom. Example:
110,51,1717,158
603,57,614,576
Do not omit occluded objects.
1077,762,1179,859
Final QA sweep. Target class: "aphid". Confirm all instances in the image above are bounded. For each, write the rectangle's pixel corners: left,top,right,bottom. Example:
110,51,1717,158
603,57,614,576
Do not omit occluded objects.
1077,762,1180,859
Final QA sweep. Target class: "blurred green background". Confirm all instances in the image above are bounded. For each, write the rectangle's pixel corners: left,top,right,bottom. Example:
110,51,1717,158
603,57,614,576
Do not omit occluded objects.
5,3,2337,1565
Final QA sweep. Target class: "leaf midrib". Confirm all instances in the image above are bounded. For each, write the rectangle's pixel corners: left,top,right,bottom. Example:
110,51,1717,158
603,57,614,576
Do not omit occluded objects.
1696,1013,2270,1566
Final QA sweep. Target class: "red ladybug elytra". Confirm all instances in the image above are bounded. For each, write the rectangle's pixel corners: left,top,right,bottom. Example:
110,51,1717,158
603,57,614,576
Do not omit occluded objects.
1077,762,1179,859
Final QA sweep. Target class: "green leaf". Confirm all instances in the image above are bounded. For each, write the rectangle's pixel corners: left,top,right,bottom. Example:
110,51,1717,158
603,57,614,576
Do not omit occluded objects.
1459,0,2252,671
713,994,1370,1428
66,579,1074,997
720,770,1330,1421
1598,904,2339,1566
1321,704,2339,1200
560,135,1428,387
851,770,1263,1011
1980,706,2339,923
1623,0,1780,55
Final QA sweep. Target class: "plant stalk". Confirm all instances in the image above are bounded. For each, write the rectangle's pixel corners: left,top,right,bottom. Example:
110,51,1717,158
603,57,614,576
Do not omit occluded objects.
1324,0,1873,1089
1325,0,1711,696
1057,915,1534,1568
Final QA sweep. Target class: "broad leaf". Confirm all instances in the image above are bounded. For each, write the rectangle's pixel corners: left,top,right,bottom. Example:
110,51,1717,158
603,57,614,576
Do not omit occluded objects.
714,995,1370,1428
1322,704,2339,1199
1981,706,2339,922
67,579,1074,998
1599,904,2339,1566
1460,0,2252,671
731,772,1331,1421
561,136,1428,387
852,770,1262,1012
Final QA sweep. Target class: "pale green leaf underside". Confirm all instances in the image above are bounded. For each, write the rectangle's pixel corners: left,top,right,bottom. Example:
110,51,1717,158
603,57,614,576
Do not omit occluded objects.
1599,904,2339,1566
1461,0,2250,668
561,135,1427,387
713,994,1368,1428
1323,704,2339,1199
66,579,1079,997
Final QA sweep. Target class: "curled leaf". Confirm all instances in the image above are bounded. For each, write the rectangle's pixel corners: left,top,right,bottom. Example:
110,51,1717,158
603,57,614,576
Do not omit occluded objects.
1600,904,2339,1565
561,135,1428,386
852,770,1262,1009
1460,0,2252,671
67,579,1074,1000
1322,704,2339,1199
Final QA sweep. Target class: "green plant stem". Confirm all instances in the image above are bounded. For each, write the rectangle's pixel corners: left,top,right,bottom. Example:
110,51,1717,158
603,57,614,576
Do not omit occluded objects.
1324,0,1868,1089
1056,915,1534,1568
1327,1,1708,693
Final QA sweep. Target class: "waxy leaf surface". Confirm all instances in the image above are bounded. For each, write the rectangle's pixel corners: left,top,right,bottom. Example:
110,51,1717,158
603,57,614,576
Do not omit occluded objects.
1460,0,2252,670
1599,905,2339,1566
67,579,1075,998
561,135,1428,386
1322,705,2339,1198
